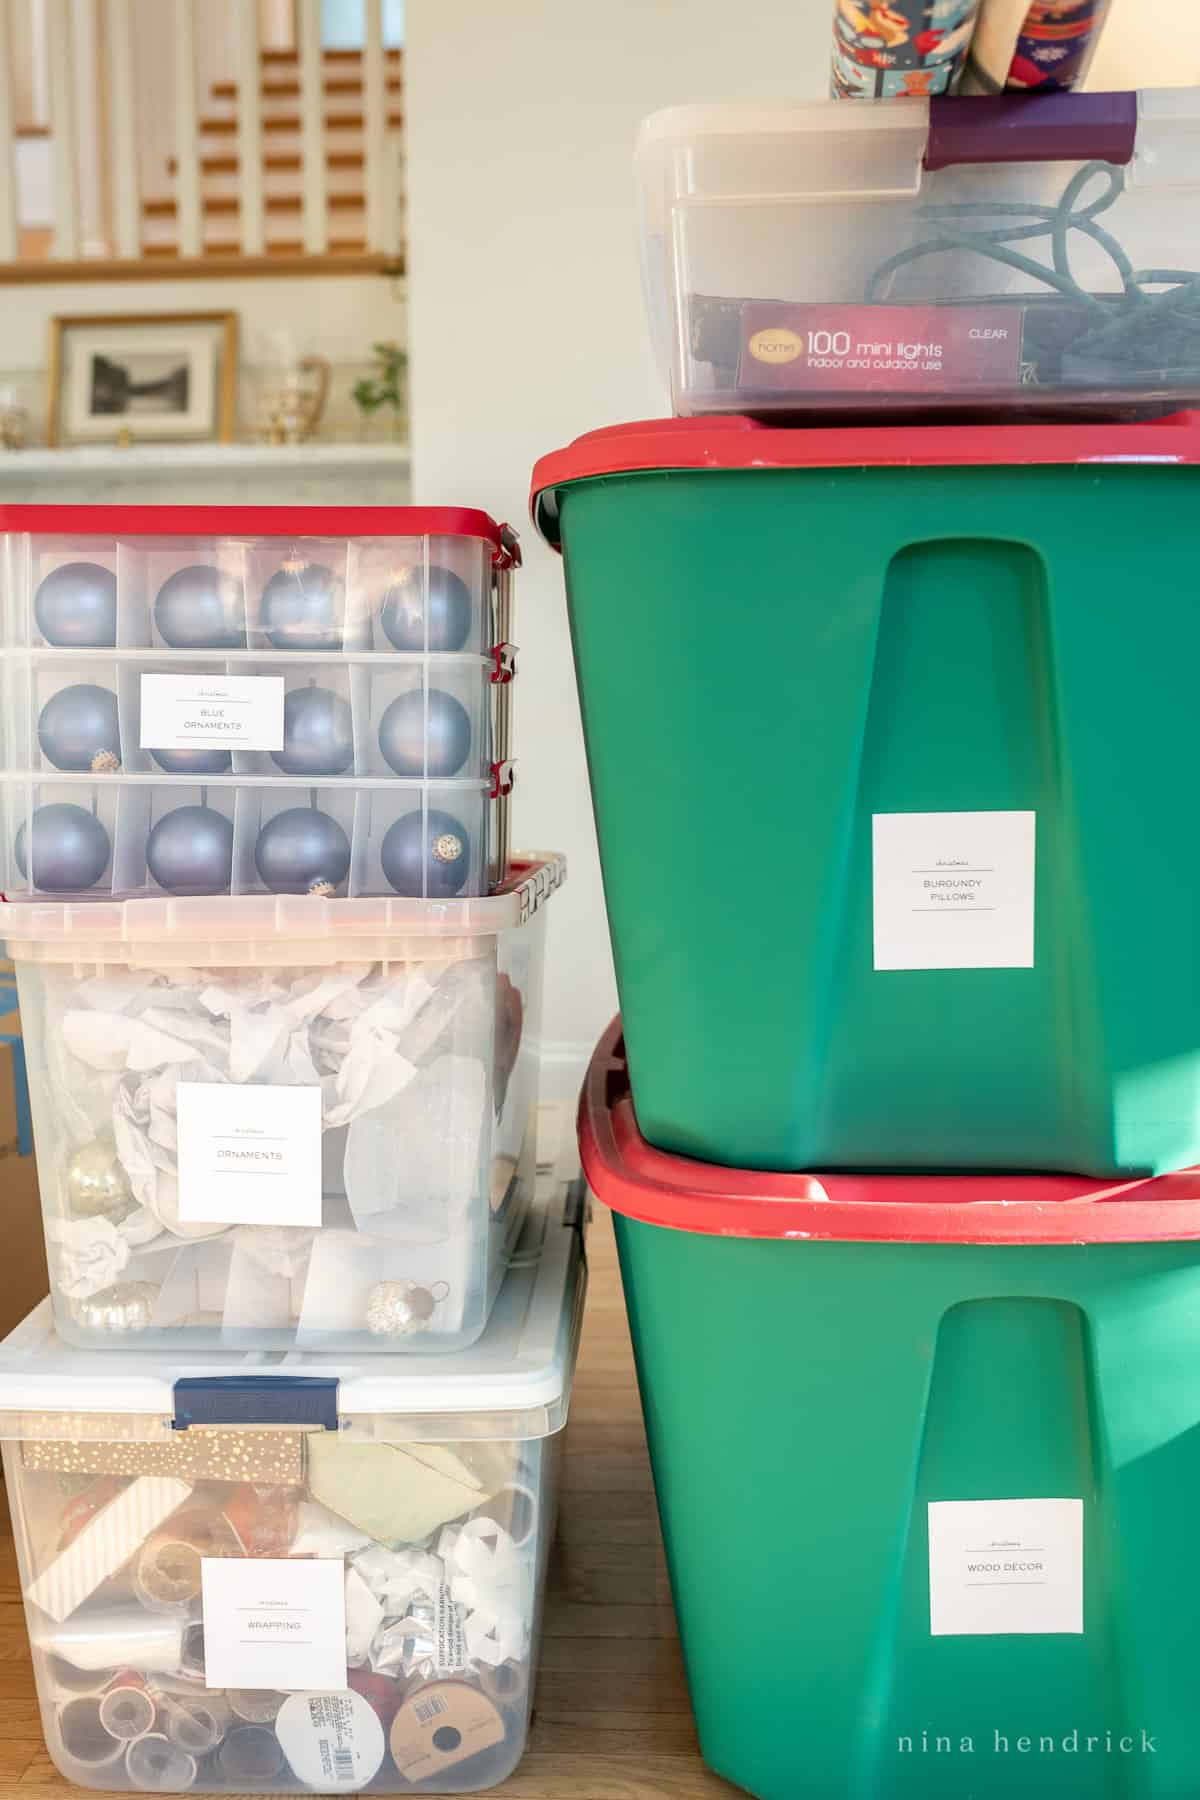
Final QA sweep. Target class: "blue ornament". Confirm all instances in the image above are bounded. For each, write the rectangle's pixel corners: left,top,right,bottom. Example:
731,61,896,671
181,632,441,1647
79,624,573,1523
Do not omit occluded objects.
15,804,110,892
272,685,354,778
380,807,469,897
154,565,246,650
34,562,118,648
146,805,233,896
254,807,352,895
149,746,233,777
380,564,472,653
37,684,121,773
378,687,472,779
261,561,343,650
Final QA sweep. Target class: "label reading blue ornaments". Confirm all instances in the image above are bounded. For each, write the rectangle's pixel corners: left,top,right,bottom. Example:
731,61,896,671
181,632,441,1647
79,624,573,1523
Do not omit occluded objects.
140,673,285,753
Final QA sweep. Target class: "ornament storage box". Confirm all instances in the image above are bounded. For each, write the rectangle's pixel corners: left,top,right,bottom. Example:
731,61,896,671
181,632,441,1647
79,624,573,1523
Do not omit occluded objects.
0,504,519,901
0,854,564,1352
636,88,1200,419
0,1181,584,1795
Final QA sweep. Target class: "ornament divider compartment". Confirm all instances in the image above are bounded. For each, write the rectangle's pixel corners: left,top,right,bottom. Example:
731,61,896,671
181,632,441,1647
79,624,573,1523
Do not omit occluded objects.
1,510,518,898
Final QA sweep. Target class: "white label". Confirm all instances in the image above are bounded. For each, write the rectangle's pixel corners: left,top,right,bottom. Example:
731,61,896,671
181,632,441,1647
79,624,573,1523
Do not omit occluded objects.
139,673,284,752
872,810,1036,971
201,1556,347,1691
176,1081,322,1227
928,1499,1083,1636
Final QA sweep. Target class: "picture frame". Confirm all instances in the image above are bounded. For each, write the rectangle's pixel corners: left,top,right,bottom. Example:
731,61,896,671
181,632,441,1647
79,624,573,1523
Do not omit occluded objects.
47,312,239,448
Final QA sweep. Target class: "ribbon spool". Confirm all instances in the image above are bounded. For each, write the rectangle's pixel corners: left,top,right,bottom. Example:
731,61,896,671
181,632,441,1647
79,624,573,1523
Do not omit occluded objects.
98,1683,156,1742
125,1732,198,1793
217,1724,285,1784
227,1688,285,1724
56,1695,127,1769
388,1681,507,1781
159,1693,229,1756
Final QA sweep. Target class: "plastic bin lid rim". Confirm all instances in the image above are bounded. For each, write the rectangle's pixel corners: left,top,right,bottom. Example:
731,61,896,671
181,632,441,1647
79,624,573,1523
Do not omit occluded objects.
0,503,522,565
530,414,1200,548
0,852,566,947
0,1185,586,1439
580,1019,1200,1246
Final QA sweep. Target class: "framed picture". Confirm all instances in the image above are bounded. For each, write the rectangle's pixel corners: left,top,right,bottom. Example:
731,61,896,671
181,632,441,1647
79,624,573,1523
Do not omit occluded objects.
47,312,239,448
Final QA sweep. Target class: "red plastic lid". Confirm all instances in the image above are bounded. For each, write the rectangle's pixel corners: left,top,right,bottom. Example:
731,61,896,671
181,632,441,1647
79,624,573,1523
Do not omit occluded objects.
531,413,1200,547
0,505,520,565
579,1019,1200,1245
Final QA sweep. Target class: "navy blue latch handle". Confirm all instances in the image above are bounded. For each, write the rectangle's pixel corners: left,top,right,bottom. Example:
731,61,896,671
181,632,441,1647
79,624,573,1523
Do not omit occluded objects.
172,1376,339,1431
925,92,1138,171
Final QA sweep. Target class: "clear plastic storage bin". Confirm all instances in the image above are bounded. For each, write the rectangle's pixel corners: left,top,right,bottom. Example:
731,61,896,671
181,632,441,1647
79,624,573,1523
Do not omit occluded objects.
0,1181,585,1794
1,506,520,898
636,89,1200,419
0,855,564,1352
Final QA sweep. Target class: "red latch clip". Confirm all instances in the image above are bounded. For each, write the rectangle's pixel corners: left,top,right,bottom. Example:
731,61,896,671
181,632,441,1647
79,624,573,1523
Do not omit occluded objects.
490,759,516,799
490,642,518,684
494,525,522,570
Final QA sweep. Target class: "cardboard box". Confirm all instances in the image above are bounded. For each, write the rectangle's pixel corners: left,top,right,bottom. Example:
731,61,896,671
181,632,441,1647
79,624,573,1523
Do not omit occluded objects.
0,993,47,1341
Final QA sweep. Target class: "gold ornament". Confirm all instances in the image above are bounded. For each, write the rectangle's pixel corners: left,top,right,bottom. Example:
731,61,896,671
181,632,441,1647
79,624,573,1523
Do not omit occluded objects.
69,1281,157,1334
65,1138,134,1221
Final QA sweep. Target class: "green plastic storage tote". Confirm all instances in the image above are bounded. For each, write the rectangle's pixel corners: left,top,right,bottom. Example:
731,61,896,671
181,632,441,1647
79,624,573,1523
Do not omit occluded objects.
534,414,1200,1176
581,1019,1200,1800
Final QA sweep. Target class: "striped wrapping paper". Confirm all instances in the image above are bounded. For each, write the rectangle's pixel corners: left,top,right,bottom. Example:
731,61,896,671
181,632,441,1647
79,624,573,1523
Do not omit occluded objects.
27,1475,191,1622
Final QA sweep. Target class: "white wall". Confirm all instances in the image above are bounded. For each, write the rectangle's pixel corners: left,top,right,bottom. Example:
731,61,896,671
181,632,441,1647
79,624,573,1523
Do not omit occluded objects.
404,0,822,1082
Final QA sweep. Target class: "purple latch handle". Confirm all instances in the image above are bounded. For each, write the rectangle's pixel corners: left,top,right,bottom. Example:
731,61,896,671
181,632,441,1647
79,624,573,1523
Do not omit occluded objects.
925,92,1138,171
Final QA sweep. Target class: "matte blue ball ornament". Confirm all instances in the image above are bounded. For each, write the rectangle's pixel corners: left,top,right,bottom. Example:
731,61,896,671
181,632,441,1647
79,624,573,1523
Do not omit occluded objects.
15,804,110,892
145,805,234,896
380,564,472,653
154,565,246,650
377,687,472,779
380,807,469,898
271,685,354,778
37,683,122,773
149,746,233,776
33,562,118,648
261,560,343,650
254,807,352,896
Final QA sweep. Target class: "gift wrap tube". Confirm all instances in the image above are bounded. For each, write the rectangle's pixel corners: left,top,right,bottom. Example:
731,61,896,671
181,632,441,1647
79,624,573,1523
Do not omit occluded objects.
33,1605,186,1675
56,1695,128,1770
831,0,982,97
964,0,1111,90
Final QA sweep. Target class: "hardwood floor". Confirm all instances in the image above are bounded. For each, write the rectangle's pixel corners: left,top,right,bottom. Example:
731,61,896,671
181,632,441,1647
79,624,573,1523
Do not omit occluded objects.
0,1200,733,1797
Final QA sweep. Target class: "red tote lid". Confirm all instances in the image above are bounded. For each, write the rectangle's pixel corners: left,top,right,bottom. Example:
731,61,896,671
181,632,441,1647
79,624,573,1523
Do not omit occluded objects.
0,505,520,565
532,412,1200,547
579,1019,1200,1246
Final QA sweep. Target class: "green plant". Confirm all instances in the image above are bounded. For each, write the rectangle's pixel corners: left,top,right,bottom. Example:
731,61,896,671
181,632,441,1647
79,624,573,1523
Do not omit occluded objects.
352,340,408,415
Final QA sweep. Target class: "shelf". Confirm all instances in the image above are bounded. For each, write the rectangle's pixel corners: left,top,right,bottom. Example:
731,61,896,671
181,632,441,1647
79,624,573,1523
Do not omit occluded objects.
0,442,411,477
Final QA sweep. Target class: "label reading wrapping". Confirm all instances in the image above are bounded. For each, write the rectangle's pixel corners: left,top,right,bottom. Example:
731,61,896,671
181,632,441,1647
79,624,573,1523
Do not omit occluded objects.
175,1081,322,1227
928,1499,1083,1636
139,673,284,752
201,1556,347,1691
873,810,1036,971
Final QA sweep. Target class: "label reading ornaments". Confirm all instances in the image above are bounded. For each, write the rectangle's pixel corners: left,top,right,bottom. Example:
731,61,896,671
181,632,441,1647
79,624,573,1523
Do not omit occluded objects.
200,1556,347,1691
175,1081,322,1227
872,810,1036,971
139,673,285,753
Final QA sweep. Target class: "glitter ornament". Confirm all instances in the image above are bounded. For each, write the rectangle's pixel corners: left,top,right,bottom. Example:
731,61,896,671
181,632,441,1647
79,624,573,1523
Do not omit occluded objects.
261,559,343,649
33,562,117,647
380,808,469,897
271,683,354,777
69,1280,157,1334
366,1278,442,1337
153,564,246,650
378,686,473,778
37,683,121,773
145,804,233,895
15,803,110,892
65,1137,134,1221
380,564,472,652
254,805,351,895
149,745,232,776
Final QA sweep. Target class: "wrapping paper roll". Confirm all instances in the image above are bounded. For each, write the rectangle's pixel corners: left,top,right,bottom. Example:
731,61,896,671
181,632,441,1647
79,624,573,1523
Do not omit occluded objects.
832,0,982,97
28,1477,191,1622
964,0,1111,90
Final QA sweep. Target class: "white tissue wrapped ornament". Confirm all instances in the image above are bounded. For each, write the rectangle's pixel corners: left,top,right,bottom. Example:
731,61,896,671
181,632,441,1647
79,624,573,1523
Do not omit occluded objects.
48,1208,163,1300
